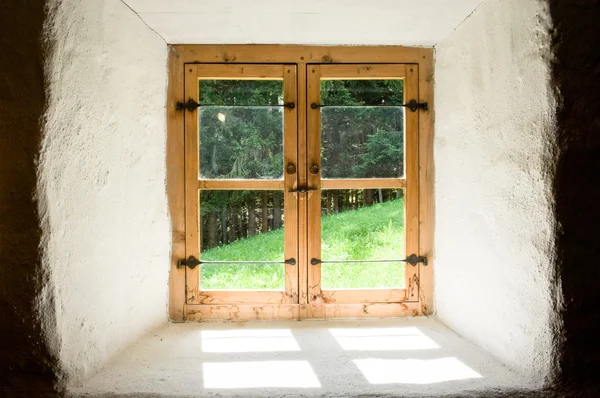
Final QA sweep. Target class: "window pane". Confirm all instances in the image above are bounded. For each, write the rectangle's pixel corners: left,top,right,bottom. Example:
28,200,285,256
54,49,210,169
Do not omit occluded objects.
320,189,405,289
199,80,284,179
199,190,285,290
320,80,404,178
200,80,284,106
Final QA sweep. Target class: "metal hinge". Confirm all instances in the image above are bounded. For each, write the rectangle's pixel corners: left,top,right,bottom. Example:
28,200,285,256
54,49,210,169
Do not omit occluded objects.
403,254,428,266
402,99,429,112
177,256,201,269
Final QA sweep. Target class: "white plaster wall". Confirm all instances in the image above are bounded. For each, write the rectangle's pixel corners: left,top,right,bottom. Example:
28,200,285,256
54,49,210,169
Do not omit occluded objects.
434,0,559,383
123,0,484,46
39,0,169,386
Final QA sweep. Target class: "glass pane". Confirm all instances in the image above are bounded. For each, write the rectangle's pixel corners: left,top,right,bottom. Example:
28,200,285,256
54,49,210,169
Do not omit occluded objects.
199,80,284,179
320,189,405,289
320,80,404,178
199,190,285,290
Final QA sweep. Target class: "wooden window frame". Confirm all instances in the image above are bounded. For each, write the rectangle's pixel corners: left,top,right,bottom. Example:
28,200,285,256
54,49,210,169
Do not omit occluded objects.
184,64,299,307
167,45,434,321
307,64,419,308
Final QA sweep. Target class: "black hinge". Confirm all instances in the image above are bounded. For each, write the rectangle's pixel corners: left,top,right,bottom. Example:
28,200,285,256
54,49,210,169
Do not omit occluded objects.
175,99,199,112
403,254,428,266
177,256,201,269
402,99,429,112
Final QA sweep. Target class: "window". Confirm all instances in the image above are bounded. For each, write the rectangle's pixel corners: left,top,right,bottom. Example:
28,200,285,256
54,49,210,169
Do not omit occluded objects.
167,46,433,321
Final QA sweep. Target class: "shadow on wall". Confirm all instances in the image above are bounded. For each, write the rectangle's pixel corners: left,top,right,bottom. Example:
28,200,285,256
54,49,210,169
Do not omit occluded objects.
549,0,600,393
0,0,58,395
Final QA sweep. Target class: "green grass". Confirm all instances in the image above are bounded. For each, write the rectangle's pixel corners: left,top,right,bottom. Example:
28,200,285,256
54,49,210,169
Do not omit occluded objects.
201,198,405,290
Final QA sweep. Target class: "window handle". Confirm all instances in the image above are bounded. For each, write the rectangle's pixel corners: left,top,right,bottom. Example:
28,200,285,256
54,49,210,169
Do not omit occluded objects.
288,186,318,194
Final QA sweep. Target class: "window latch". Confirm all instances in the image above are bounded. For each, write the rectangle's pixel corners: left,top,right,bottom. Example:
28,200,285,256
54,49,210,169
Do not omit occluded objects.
176,99,295,112
310,254,427,267
289,186,318,194
310,99,428,112
177,256,296,269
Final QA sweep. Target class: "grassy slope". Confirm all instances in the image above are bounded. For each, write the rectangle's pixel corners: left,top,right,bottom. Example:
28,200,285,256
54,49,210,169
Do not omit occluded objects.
201,198,405,289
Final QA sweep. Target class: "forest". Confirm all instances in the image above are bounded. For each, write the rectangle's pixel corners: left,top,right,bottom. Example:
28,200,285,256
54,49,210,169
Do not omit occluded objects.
198,78,405,253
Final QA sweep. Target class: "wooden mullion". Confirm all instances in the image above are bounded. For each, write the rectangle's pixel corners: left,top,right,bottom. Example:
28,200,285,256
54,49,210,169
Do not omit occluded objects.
167,50,186,321
198,179,284,190
320,64,407,79
321,178,406,190
404,65,420,302
322,289,407,304
184,302,420,321
196,64,284,79
303,302,420,319
195,290,286,305
306,65,322,307
418,48,434,315
172,45,423,64
283,65,299,304
184,65,201,305
297,63,309,305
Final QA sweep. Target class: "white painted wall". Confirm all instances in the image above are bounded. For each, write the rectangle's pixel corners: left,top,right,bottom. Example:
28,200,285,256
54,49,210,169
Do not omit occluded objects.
122,0,484,46
434,0,559,383
39,0,169,386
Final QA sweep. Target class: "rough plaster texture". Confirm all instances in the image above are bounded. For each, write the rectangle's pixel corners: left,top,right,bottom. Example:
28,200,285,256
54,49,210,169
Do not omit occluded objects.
1,0,600,395
68,319,538,398
38,0,170,387
434,0,560,384
548,0,600,392
122,0,484,46
0,1,58,395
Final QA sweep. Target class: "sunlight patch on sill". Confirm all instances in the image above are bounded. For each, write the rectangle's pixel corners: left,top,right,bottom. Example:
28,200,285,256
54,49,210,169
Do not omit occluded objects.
203,360,321,388
329,327,440,350
201,329,301,353
354,357,482,385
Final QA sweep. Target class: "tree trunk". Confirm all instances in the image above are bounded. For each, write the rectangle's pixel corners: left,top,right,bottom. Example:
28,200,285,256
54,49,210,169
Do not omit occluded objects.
200,215,205,251
378,188,383,203
211,145,219,176
326,191,332,214
261,192,269,233
208,211,218,248
365,189,374,206
230,209,237,242
248,195,257,237
345,190,351,210
273,192,282,230
221,208,228,244
334,192,340,213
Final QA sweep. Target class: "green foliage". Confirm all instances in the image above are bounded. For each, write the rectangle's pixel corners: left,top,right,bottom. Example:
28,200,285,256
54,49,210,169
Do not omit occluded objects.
352,130,404,178
199,80,284,183
320,80,405,178
197,78,406,249
200,199,405,289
